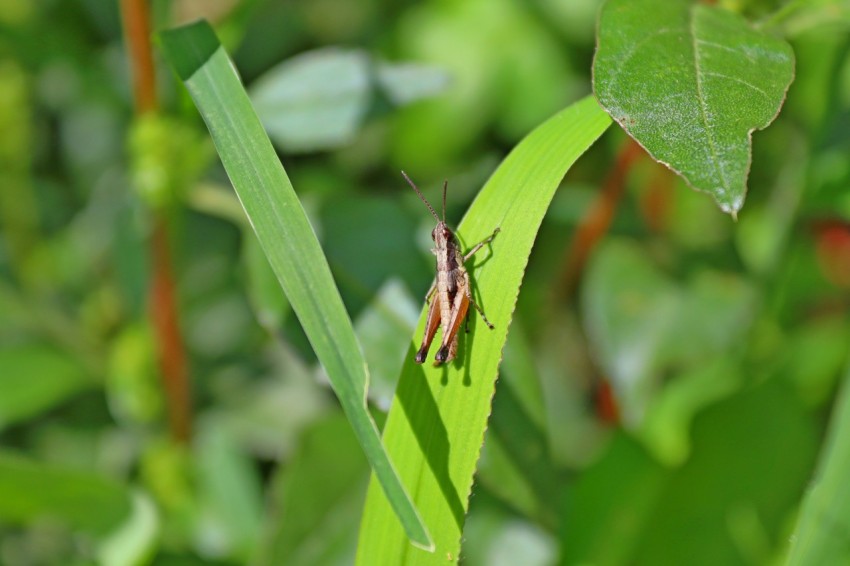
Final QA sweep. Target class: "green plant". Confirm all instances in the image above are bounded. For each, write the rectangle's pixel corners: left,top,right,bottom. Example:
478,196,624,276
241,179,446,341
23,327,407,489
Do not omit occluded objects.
0,1,848,564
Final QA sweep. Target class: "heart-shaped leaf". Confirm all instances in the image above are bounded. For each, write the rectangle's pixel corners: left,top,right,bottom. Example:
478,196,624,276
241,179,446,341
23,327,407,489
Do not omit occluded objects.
593,0,794,215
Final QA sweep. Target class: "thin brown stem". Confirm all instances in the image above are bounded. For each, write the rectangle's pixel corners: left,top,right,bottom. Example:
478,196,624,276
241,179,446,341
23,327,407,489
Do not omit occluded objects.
121,0,158,114
121,0,192,443
557,138,644,297
150,215,192,442
639,162,675,233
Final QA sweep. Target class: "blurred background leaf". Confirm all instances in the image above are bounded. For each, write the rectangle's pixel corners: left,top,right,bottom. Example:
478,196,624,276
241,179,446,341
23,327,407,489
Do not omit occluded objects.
0,451,132,533
0,344,94,429
256,413,369,566
250,48,450,152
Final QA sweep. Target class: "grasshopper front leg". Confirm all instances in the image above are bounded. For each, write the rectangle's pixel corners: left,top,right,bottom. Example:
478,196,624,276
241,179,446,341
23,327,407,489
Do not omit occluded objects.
463,227,500,262
424,281,437,304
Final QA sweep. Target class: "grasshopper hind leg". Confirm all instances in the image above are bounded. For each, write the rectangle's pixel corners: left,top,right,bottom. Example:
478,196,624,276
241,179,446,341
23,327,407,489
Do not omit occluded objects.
466,286,494,329
415,290,442,364
435,337,458,365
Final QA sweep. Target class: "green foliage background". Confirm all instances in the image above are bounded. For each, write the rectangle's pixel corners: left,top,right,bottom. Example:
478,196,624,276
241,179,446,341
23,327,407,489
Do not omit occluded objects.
0,0,849,565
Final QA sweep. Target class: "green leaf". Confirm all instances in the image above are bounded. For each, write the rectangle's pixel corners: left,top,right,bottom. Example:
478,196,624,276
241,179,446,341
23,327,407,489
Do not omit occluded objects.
582,240,680,422
782,316,850,407
215,342,330,459
582,240,754,431
158,21,431,549
248,48,449,152
354,279,420,411
478,377,558,527
788,365,850,565
96,491,159,566
376,62,450,106
462,492,556,566
356,96,611,563
593,0,794,215
390,0,581,169
0,343,93,430
636,382,817,564
0,451,132,534
561,433,668,566
564,382,817,565
196,421,264,559
242,232,291,332
257,413,369,566
476,322,558,526
639,359,740,466
249,49,371,152
320,194,425,314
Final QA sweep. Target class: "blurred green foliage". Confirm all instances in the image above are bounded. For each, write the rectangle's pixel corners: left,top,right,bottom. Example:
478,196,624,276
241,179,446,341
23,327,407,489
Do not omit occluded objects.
0,0,848,565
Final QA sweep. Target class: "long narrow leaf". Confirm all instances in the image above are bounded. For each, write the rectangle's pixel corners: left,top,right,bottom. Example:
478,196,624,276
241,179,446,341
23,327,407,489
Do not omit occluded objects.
157,21,431,548
356,96,611,563
788,363,850,565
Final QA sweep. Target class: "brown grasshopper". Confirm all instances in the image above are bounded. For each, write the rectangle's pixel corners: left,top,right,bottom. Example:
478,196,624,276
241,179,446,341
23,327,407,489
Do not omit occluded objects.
402,171,499,365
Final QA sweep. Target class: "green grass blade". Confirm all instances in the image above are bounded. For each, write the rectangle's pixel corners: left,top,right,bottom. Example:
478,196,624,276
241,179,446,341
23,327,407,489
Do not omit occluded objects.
157,21,431,549
788,364,850,565
356,96,611,563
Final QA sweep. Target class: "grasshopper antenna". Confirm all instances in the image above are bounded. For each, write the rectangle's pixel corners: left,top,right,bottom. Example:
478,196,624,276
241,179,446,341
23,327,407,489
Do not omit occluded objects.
401,171,440,223
442,180,448,222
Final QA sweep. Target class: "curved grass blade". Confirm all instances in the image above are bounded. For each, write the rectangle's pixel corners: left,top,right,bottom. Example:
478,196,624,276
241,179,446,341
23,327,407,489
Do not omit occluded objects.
356,96,611,563
157,21,431,549
788,364,850,565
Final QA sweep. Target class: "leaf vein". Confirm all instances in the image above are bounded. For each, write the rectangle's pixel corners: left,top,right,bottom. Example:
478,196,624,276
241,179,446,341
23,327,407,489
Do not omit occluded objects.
690,13,731,197
701,71,770,98
695,38,744,56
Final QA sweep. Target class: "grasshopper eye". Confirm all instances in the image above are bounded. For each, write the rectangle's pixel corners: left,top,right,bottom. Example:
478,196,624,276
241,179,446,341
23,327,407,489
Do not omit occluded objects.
431,228,437,241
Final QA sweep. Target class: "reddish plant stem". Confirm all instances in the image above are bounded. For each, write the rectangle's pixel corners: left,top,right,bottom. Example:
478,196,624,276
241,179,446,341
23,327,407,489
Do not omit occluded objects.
592,378,620,426
149,215,192,442
121,0,157,114
121,0,192,443
557,138,644,297
639,161,675,233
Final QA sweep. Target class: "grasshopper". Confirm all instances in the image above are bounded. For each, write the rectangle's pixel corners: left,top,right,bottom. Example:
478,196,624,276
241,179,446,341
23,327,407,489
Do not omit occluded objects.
402,171,500,365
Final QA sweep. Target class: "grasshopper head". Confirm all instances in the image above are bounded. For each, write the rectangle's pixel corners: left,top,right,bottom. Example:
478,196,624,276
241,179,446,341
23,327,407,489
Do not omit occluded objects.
432,221,456,247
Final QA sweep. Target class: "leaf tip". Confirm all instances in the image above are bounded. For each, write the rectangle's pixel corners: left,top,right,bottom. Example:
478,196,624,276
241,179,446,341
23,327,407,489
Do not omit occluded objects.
717,192,745,218
157,19,220,81
409,536,436,553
